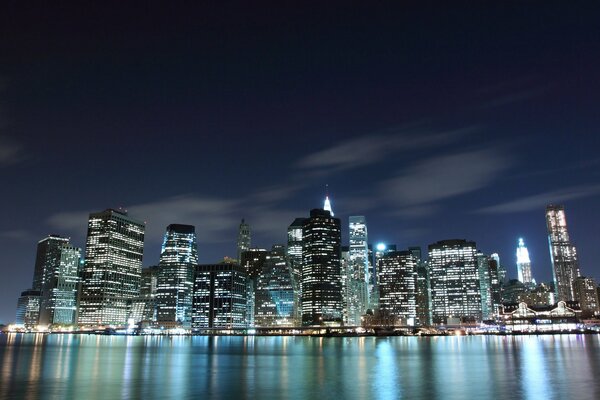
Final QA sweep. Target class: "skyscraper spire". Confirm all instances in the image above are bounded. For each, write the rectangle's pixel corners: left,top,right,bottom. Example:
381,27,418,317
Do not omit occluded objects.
323,184,334,216
516,237,535,287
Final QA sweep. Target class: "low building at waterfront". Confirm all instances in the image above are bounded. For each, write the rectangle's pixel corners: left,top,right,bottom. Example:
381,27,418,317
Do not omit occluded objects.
500,301,581,332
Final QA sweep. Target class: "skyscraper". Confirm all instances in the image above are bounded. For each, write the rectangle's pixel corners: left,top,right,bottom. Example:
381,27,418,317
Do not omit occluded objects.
347,216,370,324
78,209,145,327
254,245,296,327
156,224,198,329
428,239,481,324
546,205,581,301
237,219,251,262
287,217,306,323
15,289,41,329
34,235,82,326
323,186,334,216
192,263,248,330
573,277,600,317
477,252,502,320
516,238,535,288
301,209,342,326
378,250,417,324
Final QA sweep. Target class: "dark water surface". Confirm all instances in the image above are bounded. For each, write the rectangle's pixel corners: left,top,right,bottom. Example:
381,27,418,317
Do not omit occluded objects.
1,333,599,400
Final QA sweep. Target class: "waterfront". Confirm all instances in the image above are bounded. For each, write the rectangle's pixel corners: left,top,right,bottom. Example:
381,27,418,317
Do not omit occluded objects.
1,334,600,400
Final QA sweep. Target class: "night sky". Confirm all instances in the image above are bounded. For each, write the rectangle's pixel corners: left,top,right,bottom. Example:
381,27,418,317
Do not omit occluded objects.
1,3,599,323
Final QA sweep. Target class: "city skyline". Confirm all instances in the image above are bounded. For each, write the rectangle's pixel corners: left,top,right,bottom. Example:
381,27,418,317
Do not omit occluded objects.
1,3,599,325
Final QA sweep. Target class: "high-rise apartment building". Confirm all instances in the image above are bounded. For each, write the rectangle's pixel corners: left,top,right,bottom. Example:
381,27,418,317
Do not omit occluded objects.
156,224,198,329
78,209,145,326
477,252,502,320
347,216,370,324
516,238,535,288
287,217,306,323
301,209,342,326
33,235,81,326
428,239,481,324
378,250,417,324
237,219,251,262
546,205,581,301
191,263,247,330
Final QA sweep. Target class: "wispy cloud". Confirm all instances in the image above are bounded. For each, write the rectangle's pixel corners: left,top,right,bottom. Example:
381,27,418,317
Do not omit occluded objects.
476,184,600,214
0,135,23,165
0,229,33,241
295,127,474,174
381,148,512,209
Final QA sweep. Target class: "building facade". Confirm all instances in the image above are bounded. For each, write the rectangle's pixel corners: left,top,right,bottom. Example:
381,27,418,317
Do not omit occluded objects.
237,219,251,262
546,205,581,301
428,239,481,324
156,224,198,329
573,276,600,317
301,209,342,326
192,263,248,330
347,216,370,325
15,290,41,329
378,250,417,325
516,238,535,288
78,209,145,327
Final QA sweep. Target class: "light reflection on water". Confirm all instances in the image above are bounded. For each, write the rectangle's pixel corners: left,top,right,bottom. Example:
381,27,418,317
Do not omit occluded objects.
1,334,600,400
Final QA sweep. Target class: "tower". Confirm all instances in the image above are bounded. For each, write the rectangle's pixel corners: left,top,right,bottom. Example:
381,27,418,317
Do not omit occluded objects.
378,250,417,324
347,216,370,324
301,208,342,325
323,185,334,216
78,209,145,326
237,219,251,262
33,235,81,326
516,238,535,288
546,205,581,301
156,224,198,329
428,239,481,324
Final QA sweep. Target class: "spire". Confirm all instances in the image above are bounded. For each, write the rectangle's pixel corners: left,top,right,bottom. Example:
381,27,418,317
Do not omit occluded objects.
323,184,334,216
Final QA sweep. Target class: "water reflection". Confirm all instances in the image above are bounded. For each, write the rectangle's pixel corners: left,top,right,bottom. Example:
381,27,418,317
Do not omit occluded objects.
0,334,599,399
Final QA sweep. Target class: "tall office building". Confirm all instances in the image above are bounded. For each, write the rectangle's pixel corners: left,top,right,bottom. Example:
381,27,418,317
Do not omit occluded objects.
287,218,306,323
237,219,251,262
546,205,581,301
301,209,342,326
78,209,145,326
347,216,370,323
323,187,334,216
410,246,431,325
516,238,535,288
130,265,159,323
192,263,248,330
156,224,198,329
254,245,295,327
15,289,41,329
33,235,82,326
378,250,417,324
477,252,502,320
573,277,600,317
491,253,506,285
428,239,481,324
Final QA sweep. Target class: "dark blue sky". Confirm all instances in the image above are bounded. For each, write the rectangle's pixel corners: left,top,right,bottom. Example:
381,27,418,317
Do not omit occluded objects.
1,2,599,323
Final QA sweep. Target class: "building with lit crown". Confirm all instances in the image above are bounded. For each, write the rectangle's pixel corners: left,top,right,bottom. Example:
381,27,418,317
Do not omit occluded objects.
516,238,535,288
301,208,342,326
78,209,145,327
546,205,581,301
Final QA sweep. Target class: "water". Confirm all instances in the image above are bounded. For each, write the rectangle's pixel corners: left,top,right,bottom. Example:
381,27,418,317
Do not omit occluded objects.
1,333,600,400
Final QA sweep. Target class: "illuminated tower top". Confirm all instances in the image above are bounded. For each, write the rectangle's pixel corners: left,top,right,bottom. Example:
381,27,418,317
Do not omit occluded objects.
516,237,534,286
323,185,334,216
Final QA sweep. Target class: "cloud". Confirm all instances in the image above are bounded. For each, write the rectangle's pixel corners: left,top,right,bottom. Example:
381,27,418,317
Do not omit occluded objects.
0,229,33,241
0,135,23,165
476,184,600,214
381,148,512,208
295,127,474,173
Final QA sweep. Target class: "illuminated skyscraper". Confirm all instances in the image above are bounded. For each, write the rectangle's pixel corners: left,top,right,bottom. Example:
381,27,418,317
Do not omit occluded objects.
301,208,342,325
287,217,306,323
78,209,145,326
33,235,81,326
378,250,417,324
546,205,581,301
428,239,481,324
192,263,248,330
15,289,41,329
323,186,334,216
573,277,600,317
254,245,296,327
477,252,502,320
347,216,370,324
516,238,535,287
156,224,198,329
237,219,251,262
